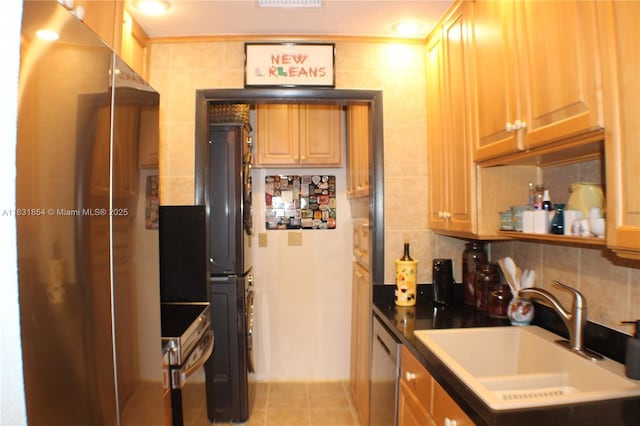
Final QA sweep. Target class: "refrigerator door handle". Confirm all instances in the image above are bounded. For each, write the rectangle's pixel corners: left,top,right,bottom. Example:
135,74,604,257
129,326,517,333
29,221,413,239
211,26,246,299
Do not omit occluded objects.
210,276,235,282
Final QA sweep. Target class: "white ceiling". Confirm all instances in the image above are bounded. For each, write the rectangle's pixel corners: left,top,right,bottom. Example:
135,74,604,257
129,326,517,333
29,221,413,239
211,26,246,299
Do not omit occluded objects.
127,0,454,40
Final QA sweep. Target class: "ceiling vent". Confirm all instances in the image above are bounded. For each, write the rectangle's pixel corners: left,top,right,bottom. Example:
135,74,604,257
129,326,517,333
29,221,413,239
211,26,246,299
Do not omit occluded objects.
258,0,322,7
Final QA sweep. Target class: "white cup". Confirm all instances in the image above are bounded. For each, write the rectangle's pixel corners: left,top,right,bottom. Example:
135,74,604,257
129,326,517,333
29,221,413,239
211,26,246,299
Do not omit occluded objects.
564,210,583,235
589,207,602,219
589,218,605,237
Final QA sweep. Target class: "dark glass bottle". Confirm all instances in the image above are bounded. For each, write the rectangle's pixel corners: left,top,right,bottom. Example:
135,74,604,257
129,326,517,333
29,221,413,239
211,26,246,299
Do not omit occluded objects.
462,242,487,306
475,263,498,312
550,203,565,235
401,242,413,261
488,281,512,318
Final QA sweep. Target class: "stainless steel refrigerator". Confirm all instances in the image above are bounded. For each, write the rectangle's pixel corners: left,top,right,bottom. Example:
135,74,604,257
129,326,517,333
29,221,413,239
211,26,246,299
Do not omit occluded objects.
204,122,255,422
17,2,160,425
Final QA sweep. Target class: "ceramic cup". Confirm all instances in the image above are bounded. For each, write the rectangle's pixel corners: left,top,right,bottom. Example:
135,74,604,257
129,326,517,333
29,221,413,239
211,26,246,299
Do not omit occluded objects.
507,297,534,326
590,218,605,237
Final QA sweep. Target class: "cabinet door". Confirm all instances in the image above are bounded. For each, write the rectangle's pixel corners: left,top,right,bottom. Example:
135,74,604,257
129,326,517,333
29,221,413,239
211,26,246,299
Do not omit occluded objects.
442,4,474,233
299,104,342,166
255,104,300,165
432,381,474,426
426,31,449,231
346,104,370,198
519,0,603,148
472,0,520,161
427,3,475,234
398,379,436,426
350,262,371,426
599,1,640,259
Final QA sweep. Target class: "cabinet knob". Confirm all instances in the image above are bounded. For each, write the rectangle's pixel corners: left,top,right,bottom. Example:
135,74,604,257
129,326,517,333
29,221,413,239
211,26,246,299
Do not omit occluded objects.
505,121,515,132
444,418,458,426
405,371,417,381
514,119,527,130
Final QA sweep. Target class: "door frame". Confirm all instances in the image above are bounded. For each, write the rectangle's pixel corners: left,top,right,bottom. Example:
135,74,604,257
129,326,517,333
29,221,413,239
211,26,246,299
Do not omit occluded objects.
194,88,384,285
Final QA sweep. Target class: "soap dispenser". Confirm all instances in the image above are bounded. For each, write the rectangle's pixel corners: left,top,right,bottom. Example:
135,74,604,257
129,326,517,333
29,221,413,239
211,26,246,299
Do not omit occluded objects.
622,320,640,379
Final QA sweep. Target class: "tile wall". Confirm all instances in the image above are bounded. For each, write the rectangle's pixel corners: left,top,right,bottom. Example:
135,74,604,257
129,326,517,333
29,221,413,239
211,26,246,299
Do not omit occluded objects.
147,38,640,382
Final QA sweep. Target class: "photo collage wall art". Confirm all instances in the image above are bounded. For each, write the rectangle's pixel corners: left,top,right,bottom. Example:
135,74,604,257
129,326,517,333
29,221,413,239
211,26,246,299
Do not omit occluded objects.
265,175,336,230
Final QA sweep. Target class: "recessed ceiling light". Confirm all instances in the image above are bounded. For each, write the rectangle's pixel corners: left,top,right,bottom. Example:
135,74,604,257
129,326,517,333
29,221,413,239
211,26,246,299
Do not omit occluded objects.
36,29,60,41
258,0,322,7
392,21,425,37
133,0,171,15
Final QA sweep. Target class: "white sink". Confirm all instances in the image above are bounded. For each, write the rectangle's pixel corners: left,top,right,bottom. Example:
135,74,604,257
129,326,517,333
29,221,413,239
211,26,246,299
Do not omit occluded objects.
414,326,640,410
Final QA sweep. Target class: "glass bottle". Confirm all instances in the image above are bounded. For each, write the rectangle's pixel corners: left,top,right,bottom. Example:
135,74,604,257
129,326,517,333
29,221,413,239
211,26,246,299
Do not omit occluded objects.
533,184,545,209
462,242,487,306
550,202,566,235
488,281,512,318
401,241,413,261
475,263,498,311
542,189,553,211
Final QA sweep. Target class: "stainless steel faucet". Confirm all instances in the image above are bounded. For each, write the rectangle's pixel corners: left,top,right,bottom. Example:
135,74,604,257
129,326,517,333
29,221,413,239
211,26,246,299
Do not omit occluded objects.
519,280,603,361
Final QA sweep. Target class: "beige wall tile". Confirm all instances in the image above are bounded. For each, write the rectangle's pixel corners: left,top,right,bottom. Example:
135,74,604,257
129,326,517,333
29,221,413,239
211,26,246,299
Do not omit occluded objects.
384,123,428,178
159,176,195,205
165,122,195,176
490,239,639,333
384,177,429,231
580,247,631,328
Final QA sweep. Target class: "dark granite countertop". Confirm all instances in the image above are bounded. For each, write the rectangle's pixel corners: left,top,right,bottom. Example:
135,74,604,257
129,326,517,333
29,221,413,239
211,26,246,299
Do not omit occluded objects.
372,284,640,426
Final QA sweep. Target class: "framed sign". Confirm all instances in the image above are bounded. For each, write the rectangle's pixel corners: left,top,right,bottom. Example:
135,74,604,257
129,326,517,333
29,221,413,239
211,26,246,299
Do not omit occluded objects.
245,43,335,87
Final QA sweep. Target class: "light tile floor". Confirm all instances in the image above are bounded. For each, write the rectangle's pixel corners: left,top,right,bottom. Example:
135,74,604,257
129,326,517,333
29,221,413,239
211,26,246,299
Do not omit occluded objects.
121,381,361,426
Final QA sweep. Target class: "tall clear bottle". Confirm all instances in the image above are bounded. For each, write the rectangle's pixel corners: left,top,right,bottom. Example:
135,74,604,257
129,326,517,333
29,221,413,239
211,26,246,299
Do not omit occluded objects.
462,241,487,306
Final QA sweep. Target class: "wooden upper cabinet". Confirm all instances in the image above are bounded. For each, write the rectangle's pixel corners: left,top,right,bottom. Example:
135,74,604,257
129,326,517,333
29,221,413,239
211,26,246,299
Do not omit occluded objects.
598,0,640,260
255,104,343,167
427,2,475,234
472,0,603,162
519,1,603,148
346,104,370,199
472,0,520,161
426,31,449,231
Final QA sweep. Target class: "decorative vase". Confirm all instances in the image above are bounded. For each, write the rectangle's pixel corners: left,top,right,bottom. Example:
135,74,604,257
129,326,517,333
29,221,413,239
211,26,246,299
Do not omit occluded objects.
508,297,535,326
395,241,417,306
566,182,605,219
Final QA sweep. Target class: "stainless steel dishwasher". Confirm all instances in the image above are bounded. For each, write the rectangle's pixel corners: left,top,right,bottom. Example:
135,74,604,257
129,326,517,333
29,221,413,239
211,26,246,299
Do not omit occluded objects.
370,314,401,426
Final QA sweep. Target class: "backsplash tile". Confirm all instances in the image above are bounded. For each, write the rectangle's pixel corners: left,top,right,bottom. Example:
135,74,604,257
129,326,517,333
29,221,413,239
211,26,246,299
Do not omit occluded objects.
485,239,639,334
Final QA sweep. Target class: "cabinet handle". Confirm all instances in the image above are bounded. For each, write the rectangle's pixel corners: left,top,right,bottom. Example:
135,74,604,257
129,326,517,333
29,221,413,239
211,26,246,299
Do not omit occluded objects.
404,371,416,381
514,119,527,130
444,418,458,426
505,121,515,132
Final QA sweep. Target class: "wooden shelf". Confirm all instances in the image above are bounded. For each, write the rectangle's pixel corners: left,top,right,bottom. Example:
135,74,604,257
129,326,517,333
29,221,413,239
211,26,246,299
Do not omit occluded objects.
497,231,606,247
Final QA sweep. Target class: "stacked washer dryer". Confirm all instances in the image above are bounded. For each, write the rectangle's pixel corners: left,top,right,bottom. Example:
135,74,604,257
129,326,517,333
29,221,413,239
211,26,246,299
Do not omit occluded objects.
204,121,255,423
